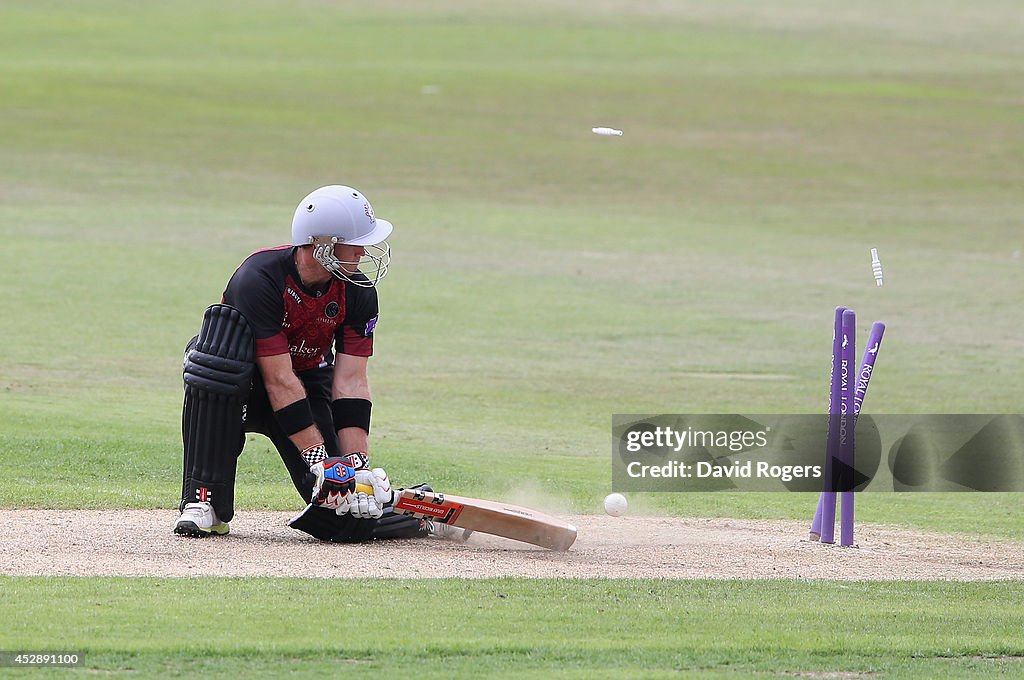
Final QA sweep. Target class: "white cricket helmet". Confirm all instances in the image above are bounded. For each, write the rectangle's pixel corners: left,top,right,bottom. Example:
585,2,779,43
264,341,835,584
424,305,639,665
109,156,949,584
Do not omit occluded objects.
291,185,393,287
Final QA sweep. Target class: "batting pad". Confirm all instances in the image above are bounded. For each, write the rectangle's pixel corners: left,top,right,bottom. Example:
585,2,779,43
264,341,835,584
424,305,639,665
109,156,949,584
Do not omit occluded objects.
288,503,427,542
181,304,255,522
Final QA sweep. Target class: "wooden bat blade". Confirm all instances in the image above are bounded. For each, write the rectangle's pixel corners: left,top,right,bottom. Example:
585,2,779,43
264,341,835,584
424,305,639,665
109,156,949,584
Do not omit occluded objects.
391,488,577,551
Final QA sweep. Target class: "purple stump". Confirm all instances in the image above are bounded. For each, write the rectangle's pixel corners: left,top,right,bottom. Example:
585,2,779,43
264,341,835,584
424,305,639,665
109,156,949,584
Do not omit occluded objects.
839,309,856,547
810,306,846,543
853,322,886,419
811,316,886,545
841,321,886,545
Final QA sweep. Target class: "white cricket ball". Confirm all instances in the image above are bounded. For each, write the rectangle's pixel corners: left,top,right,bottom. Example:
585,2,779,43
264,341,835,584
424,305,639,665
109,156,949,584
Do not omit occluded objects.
603,493,628,517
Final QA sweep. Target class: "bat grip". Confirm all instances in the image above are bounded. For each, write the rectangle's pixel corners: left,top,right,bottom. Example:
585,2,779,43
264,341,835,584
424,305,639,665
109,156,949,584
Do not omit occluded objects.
355,482,374,494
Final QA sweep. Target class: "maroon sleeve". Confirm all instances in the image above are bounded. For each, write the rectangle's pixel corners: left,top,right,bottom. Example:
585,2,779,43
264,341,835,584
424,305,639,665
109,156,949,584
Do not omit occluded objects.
336,284,378,357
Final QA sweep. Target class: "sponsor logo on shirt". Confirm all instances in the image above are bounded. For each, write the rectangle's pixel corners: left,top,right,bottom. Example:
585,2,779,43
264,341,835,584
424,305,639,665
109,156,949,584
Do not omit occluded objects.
290,339,321,357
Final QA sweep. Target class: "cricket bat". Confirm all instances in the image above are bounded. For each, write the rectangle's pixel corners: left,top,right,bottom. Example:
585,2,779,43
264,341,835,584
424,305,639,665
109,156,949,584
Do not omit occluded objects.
373,485,578,551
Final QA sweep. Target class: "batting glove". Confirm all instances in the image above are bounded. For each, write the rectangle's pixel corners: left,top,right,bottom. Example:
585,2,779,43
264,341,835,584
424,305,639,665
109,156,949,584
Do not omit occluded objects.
349,467,393,519
310,457,356,516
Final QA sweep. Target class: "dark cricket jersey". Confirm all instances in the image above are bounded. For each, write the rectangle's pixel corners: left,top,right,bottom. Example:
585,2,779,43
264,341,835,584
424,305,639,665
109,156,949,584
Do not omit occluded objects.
222,246,378,371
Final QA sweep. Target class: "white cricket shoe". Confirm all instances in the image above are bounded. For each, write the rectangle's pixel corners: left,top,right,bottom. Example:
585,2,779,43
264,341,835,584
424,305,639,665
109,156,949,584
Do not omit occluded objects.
425,519,471,542
173,502,229,537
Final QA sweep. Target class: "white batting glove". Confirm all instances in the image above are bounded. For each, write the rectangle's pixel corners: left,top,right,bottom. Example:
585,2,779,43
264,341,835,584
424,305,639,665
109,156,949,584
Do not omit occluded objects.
350,467,393,519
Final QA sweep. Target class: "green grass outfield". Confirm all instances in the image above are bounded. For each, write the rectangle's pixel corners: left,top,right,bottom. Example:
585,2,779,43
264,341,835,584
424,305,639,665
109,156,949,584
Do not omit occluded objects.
3,578,1024,679
1,0,1022,677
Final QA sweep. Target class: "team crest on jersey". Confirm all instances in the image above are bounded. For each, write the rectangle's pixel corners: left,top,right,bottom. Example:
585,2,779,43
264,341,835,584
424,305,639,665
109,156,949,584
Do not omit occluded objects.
364,315,378,336
325,301,339,318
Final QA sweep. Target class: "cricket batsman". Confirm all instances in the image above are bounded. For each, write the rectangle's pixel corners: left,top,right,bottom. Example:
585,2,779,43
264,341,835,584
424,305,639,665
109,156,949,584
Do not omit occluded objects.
174,184,431,542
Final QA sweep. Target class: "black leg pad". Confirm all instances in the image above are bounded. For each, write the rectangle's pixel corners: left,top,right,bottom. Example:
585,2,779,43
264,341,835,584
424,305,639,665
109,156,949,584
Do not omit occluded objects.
288,484,434,542
181,305,255,522
288,505,379,542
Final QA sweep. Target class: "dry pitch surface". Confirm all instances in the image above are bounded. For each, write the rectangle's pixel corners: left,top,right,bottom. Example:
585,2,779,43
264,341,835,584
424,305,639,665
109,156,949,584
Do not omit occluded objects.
3,510,1022,580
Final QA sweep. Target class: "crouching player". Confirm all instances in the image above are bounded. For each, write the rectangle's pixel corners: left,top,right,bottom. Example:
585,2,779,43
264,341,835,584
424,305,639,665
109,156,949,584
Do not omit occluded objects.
173,185,429,542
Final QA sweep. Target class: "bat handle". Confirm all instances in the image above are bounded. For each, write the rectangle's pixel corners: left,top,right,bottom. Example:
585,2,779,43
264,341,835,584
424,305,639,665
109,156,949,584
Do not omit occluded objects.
355,482,374,494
